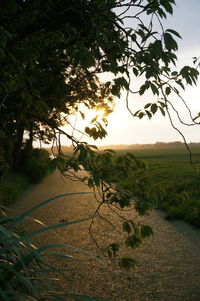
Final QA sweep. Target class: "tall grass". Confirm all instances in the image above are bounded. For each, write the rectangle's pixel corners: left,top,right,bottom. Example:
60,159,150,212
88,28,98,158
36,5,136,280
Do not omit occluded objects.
0,192,107,301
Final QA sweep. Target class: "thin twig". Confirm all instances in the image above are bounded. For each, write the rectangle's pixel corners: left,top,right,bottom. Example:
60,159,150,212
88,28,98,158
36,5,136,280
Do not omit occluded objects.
160,85,197,172
0,91,9,111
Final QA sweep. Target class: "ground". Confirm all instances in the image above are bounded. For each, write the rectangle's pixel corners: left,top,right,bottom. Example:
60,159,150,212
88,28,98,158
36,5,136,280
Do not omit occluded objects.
11,170,200,301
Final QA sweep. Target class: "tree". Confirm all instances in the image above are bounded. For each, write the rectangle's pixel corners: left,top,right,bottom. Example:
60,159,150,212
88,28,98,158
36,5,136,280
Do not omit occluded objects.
0,0,199,268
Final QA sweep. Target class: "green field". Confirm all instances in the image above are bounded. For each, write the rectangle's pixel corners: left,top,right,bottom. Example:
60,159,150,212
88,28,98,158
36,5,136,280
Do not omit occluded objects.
114,146,200,226
116,146,200,182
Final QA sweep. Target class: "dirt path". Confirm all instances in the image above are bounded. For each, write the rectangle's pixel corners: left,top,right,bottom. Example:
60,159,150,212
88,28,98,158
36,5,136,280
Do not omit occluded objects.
12,170,200,301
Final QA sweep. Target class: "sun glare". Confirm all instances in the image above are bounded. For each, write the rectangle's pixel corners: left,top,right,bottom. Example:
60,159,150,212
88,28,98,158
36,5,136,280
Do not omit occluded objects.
62,104,111,143
81,107,106,124
95,108,106,120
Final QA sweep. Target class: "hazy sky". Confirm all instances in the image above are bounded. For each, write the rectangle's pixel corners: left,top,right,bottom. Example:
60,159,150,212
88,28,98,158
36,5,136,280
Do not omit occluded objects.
60,1,200,147
100,0,200,145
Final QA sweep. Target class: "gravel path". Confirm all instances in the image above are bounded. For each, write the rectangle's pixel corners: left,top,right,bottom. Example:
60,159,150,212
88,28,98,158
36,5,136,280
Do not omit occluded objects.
12,170,200,301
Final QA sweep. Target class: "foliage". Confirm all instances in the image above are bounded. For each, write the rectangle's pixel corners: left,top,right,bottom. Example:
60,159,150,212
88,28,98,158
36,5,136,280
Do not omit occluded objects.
158,179,200,226
22,148,54,183
0,172,30,206
0,149,54,205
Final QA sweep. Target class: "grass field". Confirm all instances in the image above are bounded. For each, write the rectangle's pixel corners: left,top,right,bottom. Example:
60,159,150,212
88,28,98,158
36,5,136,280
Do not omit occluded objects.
114,146,200,226
116,146,200,182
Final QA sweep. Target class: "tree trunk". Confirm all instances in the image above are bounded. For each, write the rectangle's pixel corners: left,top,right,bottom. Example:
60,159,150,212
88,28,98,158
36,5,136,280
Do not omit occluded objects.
12,123,25,170
22,123,34,164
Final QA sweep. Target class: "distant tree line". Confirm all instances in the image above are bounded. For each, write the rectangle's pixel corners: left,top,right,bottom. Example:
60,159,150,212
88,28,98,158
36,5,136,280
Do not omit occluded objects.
127,141,200,149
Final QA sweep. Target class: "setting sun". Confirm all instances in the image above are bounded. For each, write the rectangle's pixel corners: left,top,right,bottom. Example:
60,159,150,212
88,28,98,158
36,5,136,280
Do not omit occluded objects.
87,108,105,121
77,104,108,125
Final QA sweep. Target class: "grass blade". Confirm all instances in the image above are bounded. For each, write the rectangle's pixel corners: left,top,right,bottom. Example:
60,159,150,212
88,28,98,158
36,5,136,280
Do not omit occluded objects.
2,217,92,254
7,192,92,230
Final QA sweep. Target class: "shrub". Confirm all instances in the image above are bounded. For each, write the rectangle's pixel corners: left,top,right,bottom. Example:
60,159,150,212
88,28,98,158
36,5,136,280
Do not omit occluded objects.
0,172,29,206
0,149,55,206
0,181,19,205
22,148,54,183
158,181,200,226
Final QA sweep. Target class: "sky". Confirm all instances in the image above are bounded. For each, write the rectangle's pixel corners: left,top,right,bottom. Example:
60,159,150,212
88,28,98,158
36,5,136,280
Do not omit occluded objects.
60,1,200,147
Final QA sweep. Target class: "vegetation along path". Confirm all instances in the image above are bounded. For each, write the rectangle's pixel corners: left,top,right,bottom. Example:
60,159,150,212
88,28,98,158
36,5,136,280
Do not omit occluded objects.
13,170,200,301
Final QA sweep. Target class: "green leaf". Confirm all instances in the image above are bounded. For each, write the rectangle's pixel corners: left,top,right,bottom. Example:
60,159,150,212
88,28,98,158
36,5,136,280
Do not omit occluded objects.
125,235,142,248
159,107,166,116
132,67,139,76
108,243,120,256
134,110,141,117
139,84,146,95
181,66,199,85
80,111,85,119
122,221,132,234
150,83,159,95
119,257,136,271
166,29,182,39
165,86,171,95
145,110,152,119
138,112,145,119
171,71,178,76
150,103,158,114
158,101,166,108
175,79,185,90
141,225,153,238
164,32,178,51
151,40,163,58
144,103,151,109
160,0,174,14
105,81,111,88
